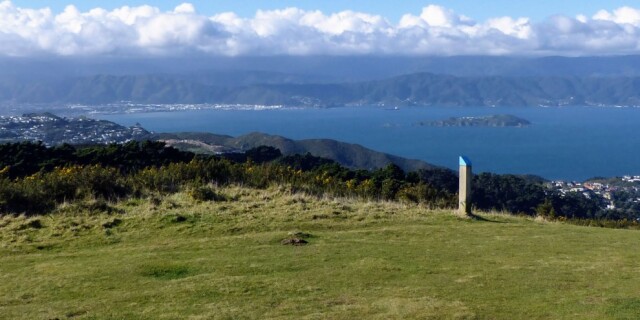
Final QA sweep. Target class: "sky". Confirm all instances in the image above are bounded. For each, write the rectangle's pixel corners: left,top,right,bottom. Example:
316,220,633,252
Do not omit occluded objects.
17,0,640,22
4,0,640,57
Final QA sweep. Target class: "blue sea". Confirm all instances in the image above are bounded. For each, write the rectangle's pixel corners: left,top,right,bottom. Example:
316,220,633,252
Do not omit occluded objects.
97,106,640,181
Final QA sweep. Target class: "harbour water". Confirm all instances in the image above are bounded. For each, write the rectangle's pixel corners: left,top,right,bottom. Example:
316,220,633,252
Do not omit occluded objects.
97,106,640,181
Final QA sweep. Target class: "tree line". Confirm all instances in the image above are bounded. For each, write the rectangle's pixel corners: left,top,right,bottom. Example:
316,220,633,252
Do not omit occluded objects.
0,141,631,224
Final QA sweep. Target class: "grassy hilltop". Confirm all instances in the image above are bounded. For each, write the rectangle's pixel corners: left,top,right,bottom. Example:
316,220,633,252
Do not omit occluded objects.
2,186,640,319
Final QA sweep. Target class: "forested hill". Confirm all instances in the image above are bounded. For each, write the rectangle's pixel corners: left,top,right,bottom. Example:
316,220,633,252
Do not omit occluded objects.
150,131,438,173
2,72,640,107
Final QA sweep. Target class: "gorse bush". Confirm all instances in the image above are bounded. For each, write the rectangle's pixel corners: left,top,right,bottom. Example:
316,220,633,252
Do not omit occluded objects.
0,177,55,214
0,141,618,221
0,142,458,215
188,185,227,202
396,182,456,208
0,165,129,214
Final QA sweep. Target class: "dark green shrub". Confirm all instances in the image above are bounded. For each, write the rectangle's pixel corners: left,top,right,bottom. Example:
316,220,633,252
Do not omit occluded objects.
188,185,226,202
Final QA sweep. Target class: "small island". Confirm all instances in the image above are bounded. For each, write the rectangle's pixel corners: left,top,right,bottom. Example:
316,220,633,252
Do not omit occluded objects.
418,114,531,127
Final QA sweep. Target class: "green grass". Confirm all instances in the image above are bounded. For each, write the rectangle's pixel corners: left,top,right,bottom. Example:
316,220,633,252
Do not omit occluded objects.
1,186,640,319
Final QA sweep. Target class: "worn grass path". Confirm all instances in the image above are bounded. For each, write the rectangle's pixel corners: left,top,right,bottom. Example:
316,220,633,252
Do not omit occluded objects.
1,187,640,319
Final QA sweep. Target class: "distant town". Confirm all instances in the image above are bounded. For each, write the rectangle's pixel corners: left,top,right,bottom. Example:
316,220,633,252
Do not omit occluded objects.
549,177,640,214
0,103,287,117
0,113,149,145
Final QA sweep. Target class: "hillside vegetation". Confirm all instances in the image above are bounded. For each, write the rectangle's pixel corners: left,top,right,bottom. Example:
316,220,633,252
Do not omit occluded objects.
1,141,640,318
1,141,623,221
152,131,438,173
2,187,640,319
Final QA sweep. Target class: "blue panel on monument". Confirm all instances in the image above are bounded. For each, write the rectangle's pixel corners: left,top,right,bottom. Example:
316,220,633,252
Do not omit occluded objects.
459,156,472,166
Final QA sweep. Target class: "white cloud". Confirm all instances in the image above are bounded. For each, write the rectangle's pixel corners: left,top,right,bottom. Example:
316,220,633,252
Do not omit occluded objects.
174,3,195,14
0,1,640,57
593,6,640,26
485,17,532,39
419,5,468,28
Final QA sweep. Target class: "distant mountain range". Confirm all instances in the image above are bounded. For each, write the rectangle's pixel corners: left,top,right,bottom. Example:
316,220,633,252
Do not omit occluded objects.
149,132,439,173
5,55,640,79
2,72,640,107
3,55,640,108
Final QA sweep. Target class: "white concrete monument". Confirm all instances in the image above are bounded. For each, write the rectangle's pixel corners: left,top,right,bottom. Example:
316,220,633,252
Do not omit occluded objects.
459,156,472,215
